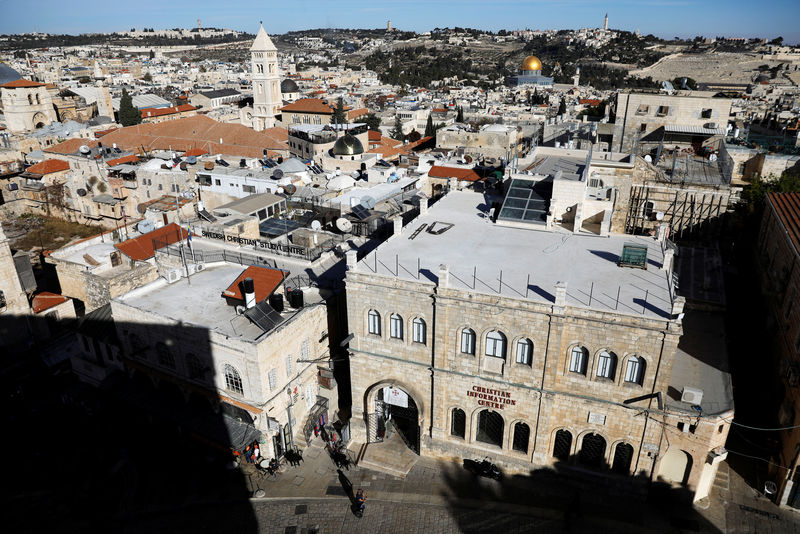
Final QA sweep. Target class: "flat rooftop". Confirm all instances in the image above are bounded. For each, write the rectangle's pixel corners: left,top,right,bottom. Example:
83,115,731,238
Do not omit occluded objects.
655,154,728,186
116,262,272,342
356,191,675,320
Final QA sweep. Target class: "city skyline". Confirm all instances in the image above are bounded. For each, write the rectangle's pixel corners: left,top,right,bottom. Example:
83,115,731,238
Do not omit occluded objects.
1,0,799,44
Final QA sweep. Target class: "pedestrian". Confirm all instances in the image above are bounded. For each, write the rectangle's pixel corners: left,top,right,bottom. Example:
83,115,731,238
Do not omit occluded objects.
253,444,260,463
244,445,252,464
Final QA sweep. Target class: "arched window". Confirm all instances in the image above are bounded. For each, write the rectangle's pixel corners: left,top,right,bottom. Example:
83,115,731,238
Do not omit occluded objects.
624,356,645,385
485,331,507,359
596,350,617,379
186,353,204,379
579,433,607,468
451,408,466,438
368,309,381,335
569,346,588,374
612,442,634,474
389,313,403,339
224,364,243,395
553,429,572,461
28,94,33,105
512,422,530,453
412,318,426,344
476,410,504,447
156,342,175,369
515,338,533,365
35,93,40,105
460,328,476,355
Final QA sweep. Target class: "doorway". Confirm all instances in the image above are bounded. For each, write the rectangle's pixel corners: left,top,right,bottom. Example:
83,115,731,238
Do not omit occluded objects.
377,387,419,454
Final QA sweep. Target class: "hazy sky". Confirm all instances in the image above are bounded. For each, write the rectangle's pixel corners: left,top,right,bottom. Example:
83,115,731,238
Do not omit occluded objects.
1,0,798,44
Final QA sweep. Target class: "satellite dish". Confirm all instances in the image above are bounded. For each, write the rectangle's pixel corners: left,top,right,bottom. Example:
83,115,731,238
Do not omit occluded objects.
272,169,284,180
79,145,91,154
185,156,198,165
310,220,322,231
136,203,148,214
277,187,285,194
335,218,353,232
137,220,155,234
655,211,665,221
361,195,377,209
284,184,297,195
76,188,87,197
464,155,473,164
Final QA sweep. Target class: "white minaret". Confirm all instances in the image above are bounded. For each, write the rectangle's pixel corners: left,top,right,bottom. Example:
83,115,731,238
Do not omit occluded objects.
250,22,280,131
603,13,608,31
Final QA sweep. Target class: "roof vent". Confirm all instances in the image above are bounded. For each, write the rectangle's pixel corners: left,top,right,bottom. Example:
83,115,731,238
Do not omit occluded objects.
619,242,648,269
681,387,703,406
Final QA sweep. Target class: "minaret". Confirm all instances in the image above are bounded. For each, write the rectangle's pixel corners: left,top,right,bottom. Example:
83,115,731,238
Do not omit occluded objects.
573,67,580,88
603,13,608,31
250,22,280,131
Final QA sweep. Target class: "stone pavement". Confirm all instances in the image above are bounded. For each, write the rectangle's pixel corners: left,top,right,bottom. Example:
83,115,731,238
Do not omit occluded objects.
238,439,800,533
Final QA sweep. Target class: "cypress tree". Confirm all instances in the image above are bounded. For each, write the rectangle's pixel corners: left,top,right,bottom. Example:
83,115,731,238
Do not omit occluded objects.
456,106,464,122
118,88,141,126
424,113,434,137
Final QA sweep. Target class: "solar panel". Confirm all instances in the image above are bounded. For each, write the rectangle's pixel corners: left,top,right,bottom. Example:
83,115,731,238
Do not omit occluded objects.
198,209,217,223
497,178,551,225
265,159,277,168
259,218,301,237
245,300,284,333
351,204,370,221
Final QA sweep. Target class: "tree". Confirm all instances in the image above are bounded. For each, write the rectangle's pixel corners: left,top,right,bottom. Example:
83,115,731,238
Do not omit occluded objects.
331,97,347,125
118,88,141,127
149,49,155,59
390,115,404,141
672,76,697,90
456,106,464,122
142,72,152,83
557,98,566,115
425,113,434,137
770,36,784,46
364,113,381,131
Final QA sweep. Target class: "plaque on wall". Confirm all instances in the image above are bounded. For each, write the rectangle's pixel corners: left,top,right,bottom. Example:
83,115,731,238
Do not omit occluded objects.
587,412,607,425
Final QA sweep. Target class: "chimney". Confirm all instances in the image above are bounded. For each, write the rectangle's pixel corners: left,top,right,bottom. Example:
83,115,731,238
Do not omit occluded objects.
438,264,449,288
242,277,256,309
393,217,403,238
554,281,567,308
346,250,358,270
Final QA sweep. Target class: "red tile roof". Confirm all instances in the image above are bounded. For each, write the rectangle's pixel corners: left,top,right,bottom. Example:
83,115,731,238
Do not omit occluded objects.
95,128,119,138
768,192,800,255
368,130,382,142
580,99,602,106
183,148,209,157
32,292,69,314
222,266,286,304
346,107,368,120
106,155,139,167
49,115,289,160
1,79,46,89
114,222,188,261
141,104,196,118
26,159,70,175
280,98,333,114
428,165,481,182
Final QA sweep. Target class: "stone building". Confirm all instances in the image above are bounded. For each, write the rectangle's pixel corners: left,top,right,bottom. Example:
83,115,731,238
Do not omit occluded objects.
435,123,522,160
345,190,732,501
110,261,334,457
0,79,58,133
758,192,800,508
612,91,732,155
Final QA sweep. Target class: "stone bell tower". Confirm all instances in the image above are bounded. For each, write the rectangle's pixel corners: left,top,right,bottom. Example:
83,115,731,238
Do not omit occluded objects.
250,22,280,131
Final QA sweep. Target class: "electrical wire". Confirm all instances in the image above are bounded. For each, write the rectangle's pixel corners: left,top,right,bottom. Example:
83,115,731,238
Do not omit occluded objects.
724,449,792,471
723,418,800,432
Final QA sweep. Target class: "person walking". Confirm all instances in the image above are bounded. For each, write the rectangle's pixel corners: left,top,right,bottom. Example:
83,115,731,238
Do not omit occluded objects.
354,488,366,517
253,444,260,463
243,445,252,464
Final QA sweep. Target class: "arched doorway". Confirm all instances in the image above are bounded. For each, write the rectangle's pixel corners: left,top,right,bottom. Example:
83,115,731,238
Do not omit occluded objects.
376,386,419,454
612,442,634,474
578,432,607,468
476,409,504,448
658,448,693,485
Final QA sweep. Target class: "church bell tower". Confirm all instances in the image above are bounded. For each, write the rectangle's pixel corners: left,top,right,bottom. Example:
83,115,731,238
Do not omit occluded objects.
250,22,279,131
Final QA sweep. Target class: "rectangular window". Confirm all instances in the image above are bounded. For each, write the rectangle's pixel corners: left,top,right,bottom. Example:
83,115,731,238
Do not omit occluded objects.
412,319,426,344
515,341,532,365
639,124,647,133
390,315,403,339
215,179,221,186
257,208,267,220
243,184,256,193
285,354,293,378
368,312,381,335
701,108,713,119
635,104,649,115
625,359,642,383
301,338,310,361
268,368,277,391
656,106,670,117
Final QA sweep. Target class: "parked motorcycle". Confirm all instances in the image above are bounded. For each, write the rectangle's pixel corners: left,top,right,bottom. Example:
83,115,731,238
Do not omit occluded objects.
463,457,503,481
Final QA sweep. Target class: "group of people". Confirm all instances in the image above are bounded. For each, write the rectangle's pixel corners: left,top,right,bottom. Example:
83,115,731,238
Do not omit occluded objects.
239,442,261,464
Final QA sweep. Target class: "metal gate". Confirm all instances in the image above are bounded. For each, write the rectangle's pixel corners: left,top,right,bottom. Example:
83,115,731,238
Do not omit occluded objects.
366,399,385,444
388,398,420,454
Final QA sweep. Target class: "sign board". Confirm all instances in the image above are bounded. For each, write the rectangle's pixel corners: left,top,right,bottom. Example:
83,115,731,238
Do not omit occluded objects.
587,412,606,425
466,385,516,410
384,387,408,408
643,442,659,452
200,230,308,257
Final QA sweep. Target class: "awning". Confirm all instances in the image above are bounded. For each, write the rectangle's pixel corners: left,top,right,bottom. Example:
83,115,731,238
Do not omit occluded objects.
222,413,264,450
663,125,725,136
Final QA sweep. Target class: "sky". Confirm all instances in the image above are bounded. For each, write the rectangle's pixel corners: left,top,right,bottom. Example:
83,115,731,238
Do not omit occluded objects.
1,0,798,44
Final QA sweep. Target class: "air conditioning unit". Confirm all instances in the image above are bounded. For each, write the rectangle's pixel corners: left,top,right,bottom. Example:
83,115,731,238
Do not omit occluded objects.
704,122,717,129
165,268,181,284
195,262,206,272
681,386,704,405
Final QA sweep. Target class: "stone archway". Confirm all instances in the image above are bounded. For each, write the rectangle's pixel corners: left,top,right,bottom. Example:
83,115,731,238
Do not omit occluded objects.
658,448,693,485
32,112,48,129
364,381,423,455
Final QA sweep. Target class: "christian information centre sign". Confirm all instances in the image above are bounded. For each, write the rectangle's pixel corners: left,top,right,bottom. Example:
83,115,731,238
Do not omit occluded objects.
466,385,516,409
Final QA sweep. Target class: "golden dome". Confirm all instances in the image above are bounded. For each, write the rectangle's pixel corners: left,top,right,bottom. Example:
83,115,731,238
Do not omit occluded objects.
521,55,542,71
